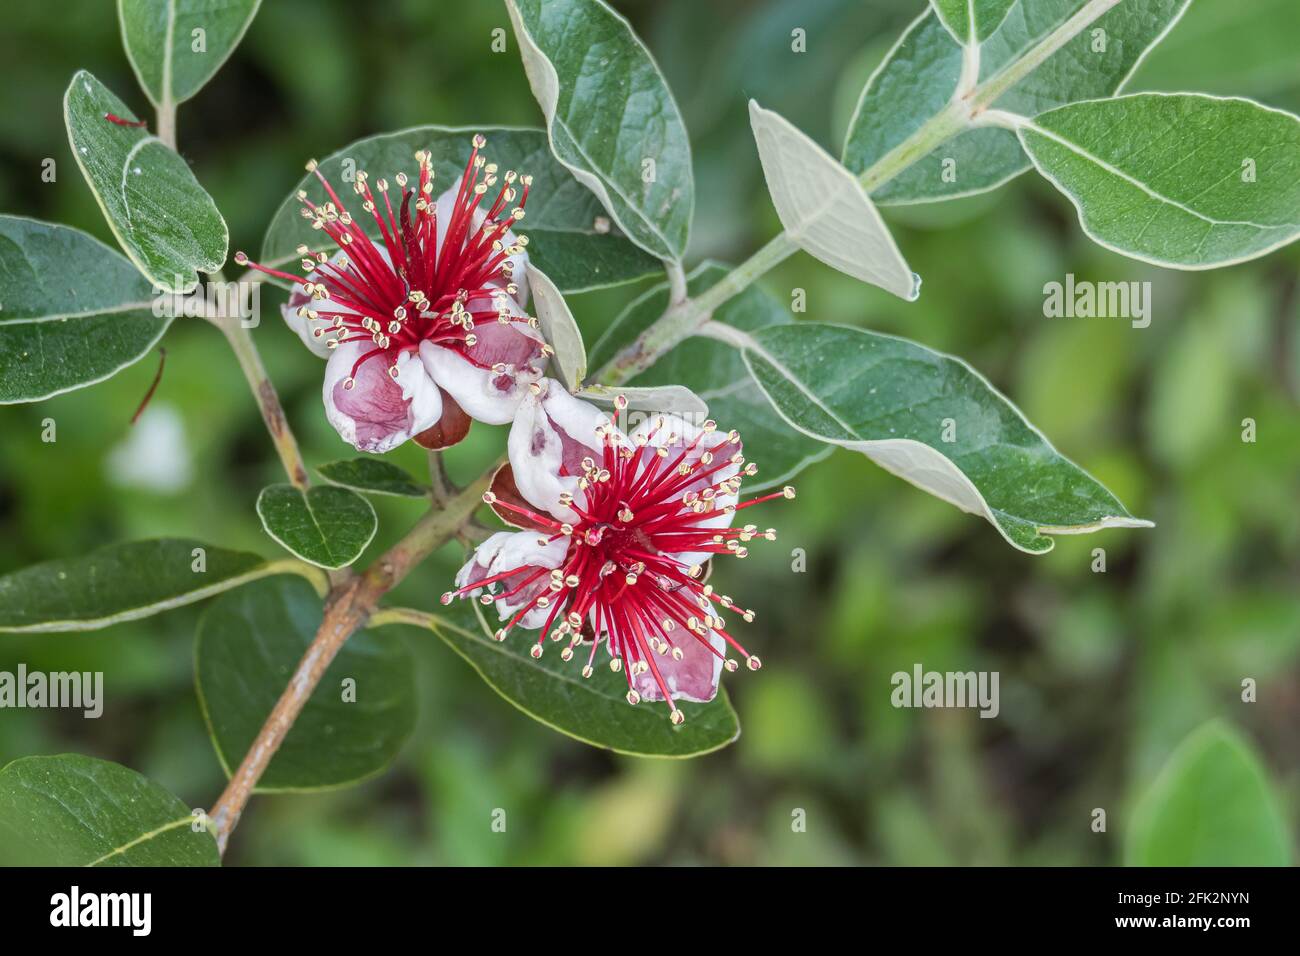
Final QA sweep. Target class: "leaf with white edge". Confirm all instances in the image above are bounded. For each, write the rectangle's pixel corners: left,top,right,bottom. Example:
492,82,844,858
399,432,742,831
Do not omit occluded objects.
119,0,262,106
578,383,707,417
1127,721,1291,866
317,458,428,498
844,0,1190,205
587,262,830,492
196,576,416,791
505,0,694,262
0,538,308,633
529,266,585,390
425,598,739,758
64,70,228,292
256,484,377,570
0,755,218,866
260,126,658,294
741,322,1150,553
750,101,918,300
1019,93,1300,269
0,216,171,403
931,0,1015,44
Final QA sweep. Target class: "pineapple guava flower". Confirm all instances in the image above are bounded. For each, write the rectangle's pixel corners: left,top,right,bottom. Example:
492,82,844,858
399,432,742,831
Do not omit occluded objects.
442,380,793,723
236,134,550,453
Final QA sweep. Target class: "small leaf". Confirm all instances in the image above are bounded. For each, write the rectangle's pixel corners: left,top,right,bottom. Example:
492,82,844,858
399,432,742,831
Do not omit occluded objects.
0,754,218,866
750,101,918,300
506,0,694,262
0,538,294,633
119,0,262,106
1127,721,1292,866
741,322,1150,553
0,216,170,403
578,383,707,417
317,458,428,497
64,70,228,292
844,1,1190,204
930,0,1015,44
1020,93,1300,268
428,599,739,758
196,577,416,791
259,126,658,294
529,266,586,390
588,263,831,491
256,484,377,570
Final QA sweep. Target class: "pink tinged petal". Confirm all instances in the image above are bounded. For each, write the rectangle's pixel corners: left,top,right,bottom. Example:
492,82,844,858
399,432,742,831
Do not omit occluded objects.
507,378,612,520
323,341,442,454
455,531,567,630
434,178,530,309
624,627,726,704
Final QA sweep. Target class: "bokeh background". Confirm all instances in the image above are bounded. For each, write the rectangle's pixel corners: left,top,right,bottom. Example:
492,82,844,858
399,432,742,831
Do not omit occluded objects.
1,0,1297,865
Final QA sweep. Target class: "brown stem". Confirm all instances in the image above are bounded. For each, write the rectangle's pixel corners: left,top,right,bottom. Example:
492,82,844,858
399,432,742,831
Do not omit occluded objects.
207,469,492,853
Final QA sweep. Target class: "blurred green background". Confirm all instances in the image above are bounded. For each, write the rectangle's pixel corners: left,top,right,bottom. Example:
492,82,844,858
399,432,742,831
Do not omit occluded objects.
1,0,1297,865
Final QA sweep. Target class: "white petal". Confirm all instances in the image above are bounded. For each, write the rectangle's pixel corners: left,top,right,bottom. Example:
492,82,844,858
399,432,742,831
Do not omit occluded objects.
507,379,611,520
455,531,568,630
322,341,442,454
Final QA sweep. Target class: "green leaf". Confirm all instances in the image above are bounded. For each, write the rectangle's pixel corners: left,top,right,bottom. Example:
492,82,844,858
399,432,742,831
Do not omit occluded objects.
588,263,831,491
740,322,1149,553
317,458,428,497
577,383,707,417
428,599,739,758
64,70,228,292
256,484,377,570
529,266,586,389
0,538,299,633
119,0,262,106
1127,721,1292,866
506,0,694,262
1020,93,1300,268
931,0,1016,44
749,101,918,300
0,216,170,403
0,754,218,866
196,577,416,791
259,126,659,294
844,0,1189,205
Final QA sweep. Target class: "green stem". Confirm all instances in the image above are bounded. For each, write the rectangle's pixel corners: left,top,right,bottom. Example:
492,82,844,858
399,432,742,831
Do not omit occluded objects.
592,0,1121,386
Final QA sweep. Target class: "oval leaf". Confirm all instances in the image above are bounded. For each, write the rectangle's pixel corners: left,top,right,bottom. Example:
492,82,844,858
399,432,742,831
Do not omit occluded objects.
1020,93,1300,268
196,576,417,791
529,266,586,390
0,216,171,403
119,0,262,106
64,70,228,292
256,484,377,570
1127,721,1292,866
0,538,293,633
0,754,218,866
578,383,707,417
588,263,831,491
931,0,1016,44
259,126,658,294
317,458,428,497
750,101,918,300
844,1,1190,204
741,322,1150,553
506,0,693,262
429,599,739,758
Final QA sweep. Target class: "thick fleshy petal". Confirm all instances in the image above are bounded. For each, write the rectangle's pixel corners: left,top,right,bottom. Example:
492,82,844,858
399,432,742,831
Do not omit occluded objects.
323,341,442,454
419,298,546,425
507,378,612,520
434,178,529,308
455,531,567,630
622,627,726,704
